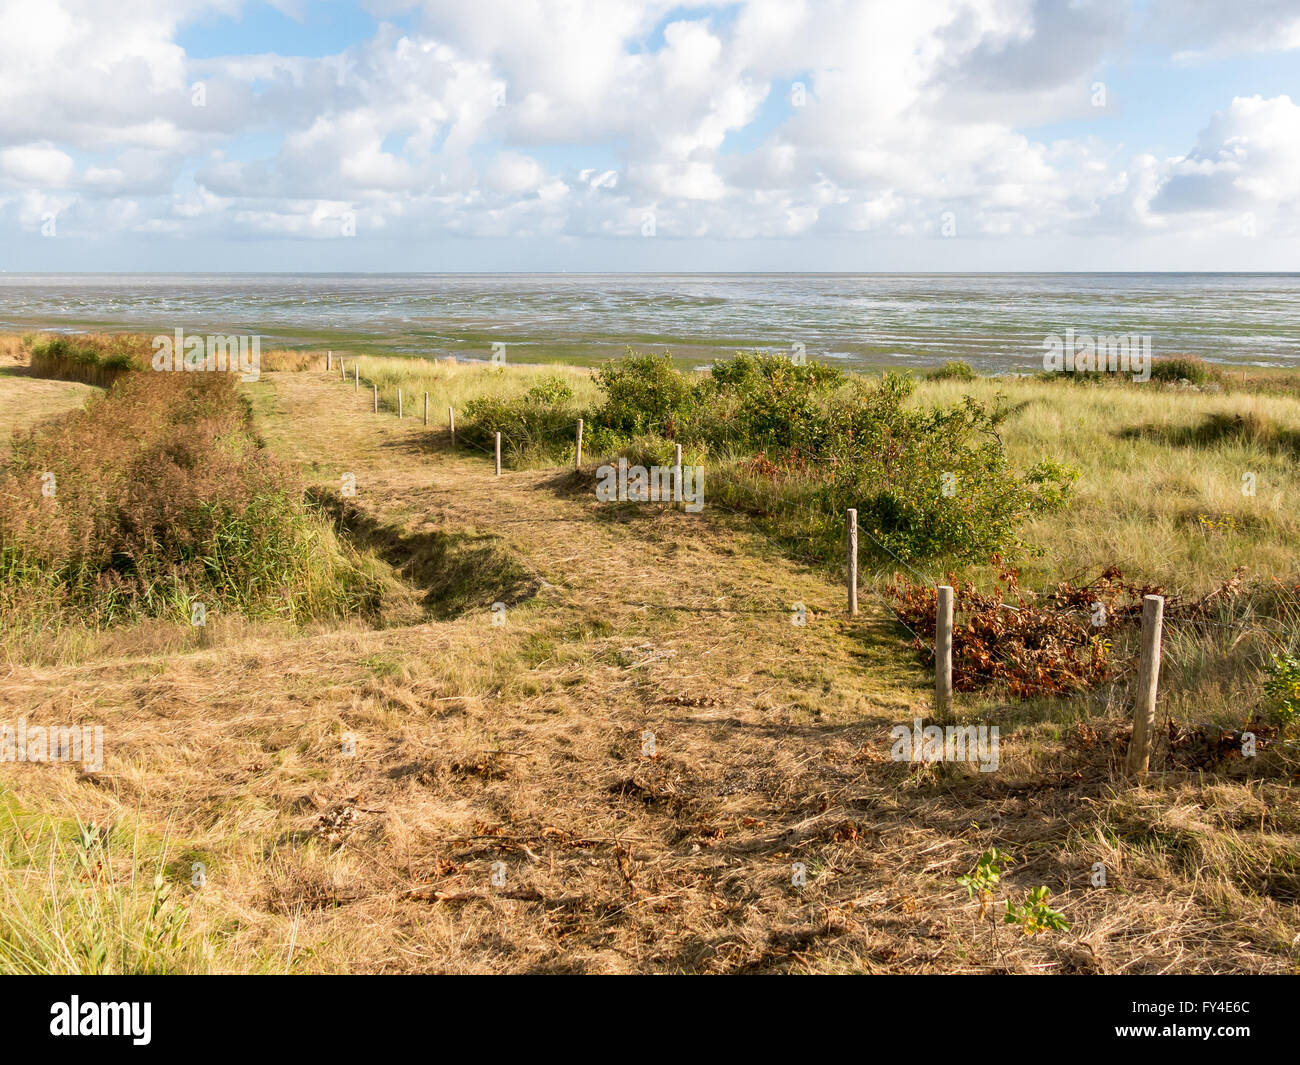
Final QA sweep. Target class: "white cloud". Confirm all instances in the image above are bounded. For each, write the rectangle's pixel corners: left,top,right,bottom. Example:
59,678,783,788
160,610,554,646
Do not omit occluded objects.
0,0,1295,257
0,143,75,186
484,150,543,195
1152,95,1300,214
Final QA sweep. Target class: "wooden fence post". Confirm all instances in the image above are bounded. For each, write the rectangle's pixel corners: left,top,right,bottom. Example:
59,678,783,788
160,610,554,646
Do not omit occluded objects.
674,443,683,510
576,418,584,470
339,360,345,382
354,365,359,391
449,406,455,447
936,585,954,719
1126,594,1166,776
398,388,403,419
495,432,502,477
846,509,858,616
373,384,378,414
326,350,332,372
423,392,429,426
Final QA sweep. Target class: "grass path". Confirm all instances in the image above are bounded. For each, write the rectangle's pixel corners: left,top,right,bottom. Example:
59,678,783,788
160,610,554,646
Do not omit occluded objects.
0,367,100,444
2,368,1297,973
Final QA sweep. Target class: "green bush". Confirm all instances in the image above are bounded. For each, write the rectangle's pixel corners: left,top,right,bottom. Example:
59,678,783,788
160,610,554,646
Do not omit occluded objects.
699,352,843,453
596,351,696,437
525,375,575,405
927,360,977,381
461,385,582,459
701,365,1075,565
807,375,1075,563
460,350,1076,567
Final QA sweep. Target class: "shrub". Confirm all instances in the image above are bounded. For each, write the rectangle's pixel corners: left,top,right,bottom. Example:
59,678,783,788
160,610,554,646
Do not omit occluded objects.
462,350,1078,567
461,384,582,460
524,375,575,405
699,351,843,453
810,375,1076,563
596,351,696,437
927,359,977,381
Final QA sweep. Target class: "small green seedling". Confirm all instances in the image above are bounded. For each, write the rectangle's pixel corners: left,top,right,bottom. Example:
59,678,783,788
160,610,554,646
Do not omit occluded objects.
1004,886,1069,936
957,848,1011,918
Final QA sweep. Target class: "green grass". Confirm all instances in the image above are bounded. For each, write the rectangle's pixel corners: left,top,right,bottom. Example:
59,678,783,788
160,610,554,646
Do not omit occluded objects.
917,374,1300,591
0,796,209,975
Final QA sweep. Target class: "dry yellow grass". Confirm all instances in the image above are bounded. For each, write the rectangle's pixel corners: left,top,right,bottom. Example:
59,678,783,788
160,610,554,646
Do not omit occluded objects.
2,365,1297,973
0,344,101,443
0,335,28,363
0,376,101,443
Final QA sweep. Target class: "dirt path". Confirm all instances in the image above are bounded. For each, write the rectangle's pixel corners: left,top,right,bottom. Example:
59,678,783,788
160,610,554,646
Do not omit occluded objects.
3,369,1293,974
245,370,943,972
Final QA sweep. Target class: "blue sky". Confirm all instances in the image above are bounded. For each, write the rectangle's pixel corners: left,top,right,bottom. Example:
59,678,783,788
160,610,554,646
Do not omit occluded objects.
1,0,1298,271
177,1,414,58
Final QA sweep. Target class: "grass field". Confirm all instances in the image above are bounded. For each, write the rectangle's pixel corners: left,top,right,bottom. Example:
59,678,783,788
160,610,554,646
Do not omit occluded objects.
933,375,1300,589
1,338,1297,974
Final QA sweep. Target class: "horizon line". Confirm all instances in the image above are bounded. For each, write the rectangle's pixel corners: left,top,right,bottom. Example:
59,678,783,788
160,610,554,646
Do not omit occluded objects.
3,270,1299,278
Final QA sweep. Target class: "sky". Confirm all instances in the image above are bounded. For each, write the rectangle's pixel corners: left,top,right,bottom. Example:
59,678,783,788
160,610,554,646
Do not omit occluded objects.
0,0,1298,272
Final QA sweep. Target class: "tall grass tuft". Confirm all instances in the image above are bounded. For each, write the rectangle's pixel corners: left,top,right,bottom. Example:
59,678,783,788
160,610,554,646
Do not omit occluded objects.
0,803,208,975
26,334,154,388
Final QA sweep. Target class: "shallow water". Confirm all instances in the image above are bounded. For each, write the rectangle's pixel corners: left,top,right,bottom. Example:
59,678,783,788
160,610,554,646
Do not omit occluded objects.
2,272,1297,370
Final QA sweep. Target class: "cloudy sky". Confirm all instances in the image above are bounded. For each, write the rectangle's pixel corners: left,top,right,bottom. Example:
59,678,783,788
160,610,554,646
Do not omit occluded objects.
1,0,1298,271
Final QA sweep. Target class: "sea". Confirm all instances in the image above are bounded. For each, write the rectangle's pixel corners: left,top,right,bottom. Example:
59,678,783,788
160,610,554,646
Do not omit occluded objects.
2,272,1296,372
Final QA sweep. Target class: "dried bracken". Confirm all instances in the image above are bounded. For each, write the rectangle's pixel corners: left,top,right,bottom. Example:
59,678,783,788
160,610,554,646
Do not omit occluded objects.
885,561,1251,697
